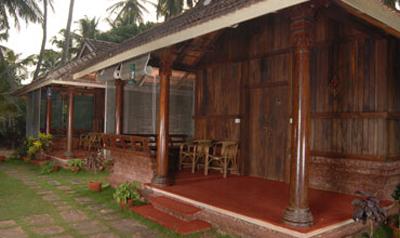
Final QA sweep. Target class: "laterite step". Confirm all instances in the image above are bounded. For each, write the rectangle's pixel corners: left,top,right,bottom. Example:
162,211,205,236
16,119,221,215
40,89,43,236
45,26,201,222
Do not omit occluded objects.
149,196,201,221
132,205,211,235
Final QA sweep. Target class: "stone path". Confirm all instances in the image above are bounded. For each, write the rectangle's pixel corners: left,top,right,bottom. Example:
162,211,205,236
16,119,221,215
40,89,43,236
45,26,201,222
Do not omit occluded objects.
0,166,160,238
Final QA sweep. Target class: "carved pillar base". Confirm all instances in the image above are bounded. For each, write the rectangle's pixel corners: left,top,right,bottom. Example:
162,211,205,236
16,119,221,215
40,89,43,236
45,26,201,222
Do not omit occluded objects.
283,207,314,227
151,175,172,187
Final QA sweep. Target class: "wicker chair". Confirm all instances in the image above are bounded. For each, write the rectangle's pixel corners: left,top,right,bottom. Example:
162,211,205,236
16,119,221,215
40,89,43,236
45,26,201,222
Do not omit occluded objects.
179,139,212,173
205,141,239,178
79,133,102,151
79,133,91,150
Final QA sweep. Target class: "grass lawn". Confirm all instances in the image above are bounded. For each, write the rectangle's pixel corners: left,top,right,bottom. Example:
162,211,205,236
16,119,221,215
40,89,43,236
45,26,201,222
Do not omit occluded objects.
0,159,233,238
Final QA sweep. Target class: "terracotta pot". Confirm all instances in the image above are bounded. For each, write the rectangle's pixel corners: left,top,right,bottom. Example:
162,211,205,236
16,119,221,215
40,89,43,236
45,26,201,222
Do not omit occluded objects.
119,199,133,209
88,181,102,192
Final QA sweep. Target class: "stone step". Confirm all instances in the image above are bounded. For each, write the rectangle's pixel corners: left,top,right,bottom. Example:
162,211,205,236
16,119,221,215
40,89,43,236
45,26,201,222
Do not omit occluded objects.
131,205,211,235
149,196,201,221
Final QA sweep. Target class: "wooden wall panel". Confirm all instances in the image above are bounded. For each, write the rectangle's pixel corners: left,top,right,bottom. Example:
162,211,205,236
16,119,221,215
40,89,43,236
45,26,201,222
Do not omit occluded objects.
310,14,398,161
194,8,400,180
194,63,241,141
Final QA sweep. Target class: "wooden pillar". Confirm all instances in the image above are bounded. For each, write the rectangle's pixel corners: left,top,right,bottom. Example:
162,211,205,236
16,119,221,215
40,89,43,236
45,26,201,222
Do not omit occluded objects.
65,88,74,157
152,53,173,186
283,5,314,227
45,88,52,135
115,79,124,135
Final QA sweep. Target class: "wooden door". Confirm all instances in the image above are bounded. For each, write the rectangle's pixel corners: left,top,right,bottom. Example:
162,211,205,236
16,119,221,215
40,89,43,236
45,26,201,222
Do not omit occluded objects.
248,84,289,181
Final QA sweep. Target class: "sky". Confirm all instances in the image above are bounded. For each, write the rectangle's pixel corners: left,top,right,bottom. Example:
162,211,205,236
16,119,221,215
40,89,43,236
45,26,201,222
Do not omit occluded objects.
3,0,159,59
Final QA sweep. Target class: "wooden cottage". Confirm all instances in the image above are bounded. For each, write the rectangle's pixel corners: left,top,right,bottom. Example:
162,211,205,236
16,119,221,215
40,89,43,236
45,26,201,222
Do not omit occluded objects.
17,0,400,237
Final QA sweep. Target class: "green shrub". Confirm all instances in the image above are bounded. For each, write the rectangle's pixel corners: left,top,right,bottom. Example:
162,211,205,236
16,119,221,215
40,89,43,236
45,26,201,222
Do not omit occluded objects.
18,133,53,160
40,161,57,175
67,159,83,169
113,182,141,204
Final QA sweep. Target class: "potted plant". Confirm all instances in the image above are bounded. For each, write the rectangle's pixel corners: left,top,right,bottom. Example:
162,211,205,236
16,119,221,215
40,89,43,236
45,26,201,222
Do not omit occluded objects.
352,191,388,238
86,152,105,192
113,182,141,209
88,181,102,192
67,159,83,173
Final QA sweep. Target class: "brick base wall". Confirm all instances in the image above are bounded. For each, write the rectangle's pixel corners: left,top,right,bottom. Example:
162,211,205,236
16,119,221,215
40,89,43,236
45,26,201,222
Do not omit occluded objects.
108,149,156,187
310,157,400,199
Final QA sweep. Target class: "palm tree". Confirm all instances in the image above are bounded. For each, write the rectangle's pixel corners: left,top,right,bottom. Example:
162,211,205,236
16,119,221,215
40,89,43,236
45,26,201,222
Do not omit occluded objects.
0,47,34,88
0,0,42,62
77,16,99,40
33,0,54,81
51,29,80,60
156,0,197,20
107,0,149,26
29,49,61,78
0,0,42,36
0,47,29,147
61,0,75,64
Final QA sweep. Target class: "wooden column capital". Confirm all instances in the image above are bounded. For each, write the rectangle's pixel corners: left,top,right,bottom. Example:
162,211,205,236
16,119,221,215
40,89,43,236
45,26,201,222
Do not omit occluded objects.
114,78,124,87
67,87,74,94
283,5,315,228
289,4,315,49
160,60,173,77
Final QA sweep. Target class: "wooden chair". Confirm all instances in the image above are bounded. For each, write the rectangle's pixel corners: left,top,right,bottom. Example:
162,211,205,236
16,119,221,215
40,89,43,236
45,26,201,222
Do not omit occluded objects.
87,133,103,152
79,133,102,152
179,139,212,173
205,141,239,178
79,133,91,150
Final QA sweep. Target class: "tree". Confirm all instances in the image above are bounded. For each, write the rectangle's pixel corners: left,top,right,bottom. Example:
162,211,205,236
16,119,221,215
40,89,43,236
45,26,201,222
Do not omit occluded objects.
0,47,31,147
0,0,42,61
29,49,61,78
33,0,54,81
61,0,75,64
156,0,197,20
77,16,100,40
97,21,154,43
51,29,80,60
107,0,149,26
0,0,42,38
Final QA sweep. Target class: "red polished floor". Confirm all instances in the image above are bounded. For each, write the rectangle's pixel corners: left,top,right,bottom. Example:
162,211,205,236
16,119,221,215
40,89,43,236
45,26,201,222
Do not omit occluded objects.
154,170,367,233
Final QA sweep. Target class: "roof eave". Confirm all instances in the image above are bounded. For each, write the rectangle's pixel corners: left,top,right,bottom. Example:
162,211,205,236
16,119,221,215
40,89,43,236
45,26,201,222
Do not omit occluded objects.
337,0,400,38
12,79,106,96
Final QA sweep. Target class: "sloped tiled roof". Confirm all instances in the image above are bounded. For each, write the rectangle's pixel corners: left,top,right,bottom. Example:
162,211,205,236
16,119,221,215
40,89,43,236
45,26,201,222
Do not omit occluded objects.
12,39,115,95
15,0,400,96
73,0,400,79
84,39,118,54
74,0,266,73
